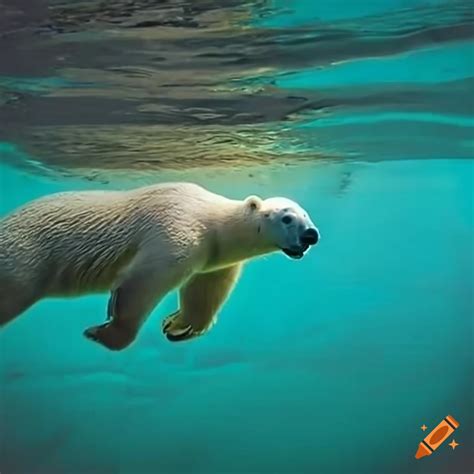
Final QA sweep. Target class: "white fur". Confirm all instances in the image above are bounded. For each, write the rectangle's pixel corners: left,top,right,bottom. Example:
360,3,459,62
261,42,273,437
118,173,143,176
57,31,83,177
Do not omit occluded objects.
0,182,316,349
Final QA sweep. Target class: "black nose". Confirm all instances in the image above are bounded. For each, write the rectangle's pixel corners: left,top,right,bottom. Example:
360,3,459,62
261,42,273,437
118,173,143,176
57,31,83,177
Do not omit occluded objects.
301,228,319,246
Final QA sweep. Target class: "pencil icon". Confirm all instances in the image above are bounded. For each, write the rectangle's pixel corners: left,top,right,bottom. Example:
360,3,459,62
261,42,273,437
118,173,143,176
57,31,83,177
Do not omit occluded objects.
415,415,460,459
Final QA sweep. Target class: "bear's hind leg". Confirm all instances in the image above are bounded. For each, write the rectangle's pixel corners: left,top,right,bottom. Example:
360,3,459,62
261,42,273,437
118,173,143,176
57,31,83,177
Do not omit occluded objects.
0,278,38,326
84,259,186,351
84,286,139,351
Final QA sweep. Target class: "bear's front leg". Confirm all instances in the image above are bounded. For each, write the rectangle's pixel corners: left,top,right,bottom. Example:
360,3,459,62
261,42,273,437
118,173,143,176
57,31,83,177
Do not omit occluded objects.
162,264,242,342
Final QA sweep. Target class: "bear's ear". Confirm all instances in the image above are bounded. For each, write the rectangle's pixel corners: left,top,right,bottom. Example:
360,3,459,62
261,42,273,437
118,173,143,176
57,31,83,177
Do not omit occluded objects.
245,195,262,212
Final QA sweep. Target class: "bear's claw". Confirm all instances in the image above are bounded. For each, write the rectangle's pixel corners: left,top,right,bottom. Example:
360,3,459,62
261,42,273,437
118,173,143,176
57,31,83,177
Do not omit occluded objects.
165,325,194,342
84,325,102,342
161,311,179,333
162,312,198,342
84,322,136,351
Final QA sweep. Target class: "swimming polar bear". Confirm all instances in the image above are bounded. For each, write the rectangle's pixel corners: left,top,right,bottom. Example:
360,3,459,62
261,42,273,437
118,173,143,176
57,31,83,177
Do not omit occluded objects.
0,182,319,350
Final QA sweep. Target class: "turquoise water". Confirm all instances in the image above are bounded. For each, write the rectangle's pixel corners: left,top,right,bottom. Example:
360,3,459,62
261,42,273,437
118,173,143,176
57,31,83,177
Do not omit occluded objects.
1,1,473,473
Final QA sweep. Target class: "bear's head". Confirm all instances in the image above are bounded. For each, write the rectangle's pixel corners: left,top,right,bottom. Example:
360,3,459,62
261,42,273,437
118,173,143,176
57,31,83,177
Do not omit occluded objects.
245,195,319,260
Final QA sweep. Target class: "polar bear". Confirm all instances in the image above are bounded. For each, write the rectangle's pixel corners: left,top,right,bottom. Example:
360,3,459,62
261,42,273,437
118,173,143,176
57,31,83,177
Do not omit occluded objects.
0,182,319,350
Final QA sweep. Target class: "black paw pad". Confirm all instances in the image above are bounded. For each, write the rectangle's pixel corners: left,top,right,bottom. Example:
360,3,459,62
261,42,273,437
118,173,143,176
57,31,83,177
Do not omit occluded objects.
165,325,193,342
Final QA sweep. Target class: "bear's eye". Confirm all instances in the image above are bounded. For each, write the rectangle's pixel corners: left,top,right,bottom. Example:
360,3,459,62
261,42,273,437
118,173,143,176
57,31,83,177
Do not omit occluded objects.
282,215,293,225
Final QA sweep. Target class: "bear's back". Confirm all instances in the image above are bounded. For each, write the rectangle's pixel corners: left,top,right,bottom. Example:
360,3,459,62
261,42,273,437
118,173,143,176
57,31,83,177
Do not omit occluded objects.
0,182,228,296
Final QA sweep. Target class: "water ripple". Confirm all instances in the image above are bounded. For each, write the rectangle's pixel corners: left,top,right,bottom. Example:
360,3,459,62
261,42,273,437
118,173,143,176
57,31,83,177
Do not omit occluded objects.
0,0,472,179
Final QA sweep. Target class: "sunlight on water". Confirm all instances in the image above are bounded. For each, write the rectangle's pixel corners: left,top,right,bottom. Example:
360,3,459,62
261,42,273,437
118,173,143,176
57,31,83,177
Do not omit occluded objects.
0,1,473,473
1,0,472,176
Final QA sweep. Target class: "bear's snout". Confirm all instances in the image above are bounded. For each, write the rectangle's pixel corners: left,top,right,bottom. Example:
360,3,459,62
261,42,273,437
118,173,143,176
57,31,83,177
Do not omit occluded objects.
300,227,319,246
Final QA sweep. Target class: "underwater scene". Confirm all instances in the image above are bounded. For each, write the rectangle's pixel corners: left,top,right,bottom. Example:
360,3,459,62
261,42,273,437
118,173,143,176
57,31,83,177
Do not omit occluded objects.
0,1,473,473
